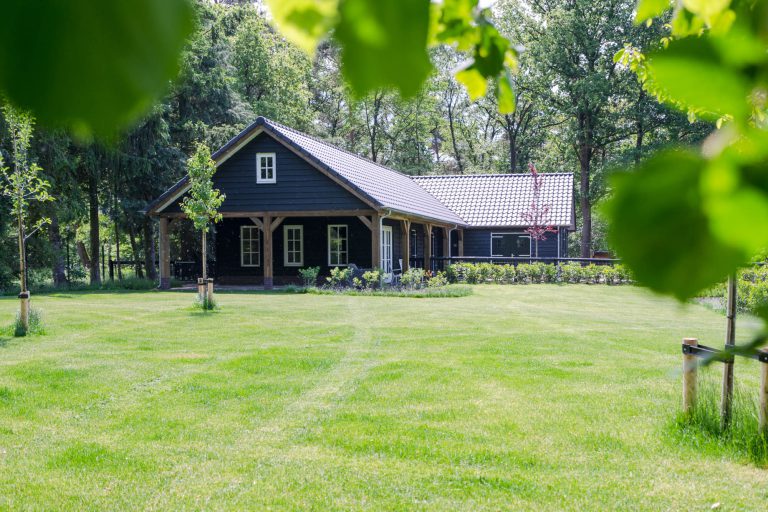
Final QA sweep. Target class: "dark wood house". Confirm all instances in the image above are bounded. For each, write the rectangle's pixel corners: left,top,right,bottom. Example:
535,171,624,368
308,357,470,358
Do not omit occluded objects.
145,117,574,288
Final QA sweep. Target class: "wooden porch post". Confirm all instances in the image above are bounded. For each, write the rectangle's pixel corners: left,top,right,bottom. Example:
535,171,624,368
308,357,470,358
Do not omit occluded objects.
442,227,450,258
423,223,432,271
371,213,381,269
159,217,171,289
401,220,411,271
263,215,273,289
458,228,464,257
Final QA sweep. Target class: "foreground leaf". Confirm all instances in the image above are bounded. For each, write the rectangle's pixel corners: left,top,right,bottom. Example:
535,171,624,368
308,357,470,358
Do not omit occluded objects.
266,0,338,54
647,37,750,119
0,0,195,137
336,0,432,97
605,150,746,300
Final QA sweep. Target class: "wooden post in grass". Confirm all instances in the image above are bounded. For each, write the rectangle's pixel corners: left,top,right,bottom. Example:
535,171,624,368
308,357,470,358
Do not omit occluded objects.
18,291,30,332
760,350,768,434
683,337,699,415
721,274,737,429
197,278,205,302
206,278,214,303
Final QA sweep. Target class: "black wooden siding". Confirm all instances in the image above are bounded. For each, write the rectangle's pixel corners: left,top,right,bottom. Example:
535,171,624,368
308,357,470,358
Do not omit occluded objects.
165,132,369,213
462,228,564,259
216,216,373,284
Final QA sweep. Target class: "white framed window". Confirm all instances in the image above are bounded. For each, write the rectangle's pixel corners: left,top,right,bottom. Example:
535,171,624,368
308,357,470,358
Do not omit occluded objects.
328,224,348,266
381,225,393,272
284,225,303,266
240,225,261,267
256,152,276,184
491,232,531,257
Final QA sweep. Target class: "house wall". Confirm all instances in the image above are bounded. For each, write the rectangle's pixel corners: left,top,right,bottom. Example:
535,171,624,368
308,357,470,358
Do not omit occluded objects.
215,216,373,284
462,228,561,258
164,132,369,214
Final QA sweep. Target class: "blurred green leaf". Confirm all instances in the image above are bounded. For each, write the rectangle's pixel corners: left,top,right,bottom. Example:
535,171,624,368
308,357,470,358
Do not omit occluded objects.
635,0,671,23
648,37,750,119
456,67,487,100
266,0,338,54
0,0,195,137
605,150,746,300
336,0,432,97
495,72,515,114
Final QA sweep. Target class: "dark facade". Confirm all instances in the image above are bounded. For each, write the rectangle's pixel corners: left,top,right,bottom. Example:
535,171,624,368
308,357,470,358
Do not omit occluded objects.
164,134,368,214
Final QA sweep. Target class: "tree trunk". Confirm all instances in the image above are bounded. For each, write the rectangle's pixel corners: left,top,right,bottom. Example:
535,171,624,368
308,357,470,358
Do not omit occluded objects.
49,211,67,287
579,153,592,258
115,220,123,280
202,228,207,281
447,100,464,174
577,111,593,259
143,219,157,280
88,174,101,285
507,127,517,173
129,224,143,278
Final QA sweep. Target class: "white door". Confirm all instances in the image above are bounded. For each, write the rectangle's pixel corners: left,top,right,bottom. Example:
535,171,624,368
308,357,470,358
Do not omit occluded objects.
381,226,393,273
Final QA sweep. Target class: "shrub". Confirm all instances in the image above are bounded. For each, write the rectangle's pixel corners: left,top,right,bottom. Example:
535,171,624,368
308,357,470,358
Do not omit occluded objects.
427,271,449,288
362,269,384,289
326,266,353,288
298,266,320,288
401,268,424,289
560,262,581,283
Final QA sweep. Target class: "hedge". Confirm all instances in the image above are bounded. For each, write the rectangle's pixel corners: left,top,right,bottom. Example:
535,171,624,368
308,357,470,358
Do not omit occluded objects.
445,262,633,285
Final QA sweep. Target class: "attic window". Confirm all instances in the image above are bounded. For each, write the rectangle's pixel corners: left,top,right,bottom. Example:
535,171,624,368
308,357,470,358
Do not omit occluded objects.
256,153,276,184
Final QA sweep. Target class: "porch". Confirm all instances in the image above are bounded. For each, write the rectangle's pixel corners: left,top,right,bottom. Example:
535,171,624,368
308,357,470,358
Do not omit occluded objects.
157,210,465,289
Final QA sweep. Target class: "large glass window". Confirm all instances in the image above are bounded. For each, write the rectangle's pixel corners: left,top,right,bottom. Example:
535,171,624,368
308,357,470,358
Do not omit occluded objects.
256,152,276,184
491,233,531,257
240,225,260,267
284,225,303,266
328,225,348,266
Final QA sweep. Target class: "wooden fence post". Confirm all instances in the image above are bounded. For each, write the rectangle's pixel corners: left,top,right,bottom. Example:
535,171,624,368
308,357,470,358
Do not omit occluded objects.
760,350,768,435
683,337,699,415
721,274,737,429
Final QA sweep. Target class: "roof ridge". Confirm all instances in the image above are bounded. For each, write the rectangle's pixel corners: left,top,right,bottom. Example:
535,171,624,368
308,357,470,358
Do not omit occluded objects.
413,172,574,178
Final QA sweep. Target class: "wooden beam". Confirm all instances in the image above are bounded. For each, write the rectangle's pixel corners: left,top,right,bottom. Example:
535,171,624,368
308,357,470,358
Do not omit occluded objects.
357,215,373,231
263,215,273,289
159,217,171,289
270,216,285,233
442,226,450,259
371,212,381,269
248,217,264,230
423,223,432,271
401,220,411,271
222,209,377,218
458,228,464,257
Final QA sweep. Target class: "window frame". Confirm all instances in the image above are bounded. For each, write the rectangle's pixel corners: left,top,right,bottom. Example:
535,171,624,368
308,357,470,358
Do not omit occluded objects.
327,224,349,267
490,232,532,258
283,224,304,267
240,225,261,267
256,152,276,184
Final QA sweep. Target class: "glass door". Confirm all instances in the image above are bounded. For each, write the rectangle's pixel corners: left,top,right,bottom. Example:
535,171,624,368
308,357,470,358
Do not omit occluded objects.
381,226,393,273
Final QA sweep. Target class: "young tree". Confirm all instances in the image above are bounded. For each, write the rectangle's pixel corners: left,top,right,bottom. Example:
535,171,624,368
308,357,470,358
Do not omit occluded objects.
522,163,556,258
180,143,224,304
0,105,52,333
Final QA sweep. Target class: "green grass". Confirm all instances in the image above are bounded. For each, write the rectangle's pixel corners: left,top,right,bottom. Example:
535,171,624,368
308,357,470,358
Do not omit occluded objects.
306,284,473,298
0,286,767,510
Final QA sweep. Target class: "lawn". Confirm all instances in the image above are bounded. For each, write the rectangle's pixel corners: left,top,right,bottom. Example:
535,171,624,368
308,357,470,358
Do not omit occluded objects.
0,286,766,510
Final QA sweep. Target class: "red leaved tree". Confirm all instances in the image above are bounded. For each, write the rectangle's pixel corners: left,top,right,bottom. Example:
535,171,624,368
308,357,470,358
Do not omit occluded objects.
522,163,557,258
